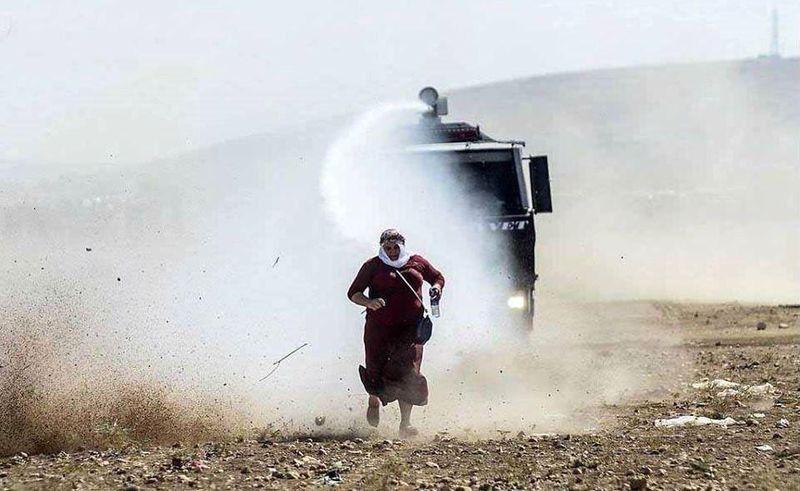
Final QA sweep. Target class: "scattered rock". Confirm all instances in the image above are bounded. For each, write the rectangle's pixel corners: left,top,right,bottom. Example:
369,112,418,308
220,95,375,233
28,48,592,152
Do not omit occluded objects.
689,460,711,473
314,416,326,426
176,474,193,483
776,447,800,458
425,461,440,469
629,476,648,490
776,419,790,428
745,383,775,397
278,470,301,480
301,456,321,467
755,445,774,452
756,321,767,330
321,468,342,485
778,323,789,329
187,459,209,471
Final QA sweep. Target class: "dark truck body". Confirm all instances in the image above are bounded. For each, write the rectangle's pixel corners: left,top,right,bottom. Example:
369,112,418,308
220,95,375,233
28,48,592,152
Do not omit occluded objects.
406,92,553,324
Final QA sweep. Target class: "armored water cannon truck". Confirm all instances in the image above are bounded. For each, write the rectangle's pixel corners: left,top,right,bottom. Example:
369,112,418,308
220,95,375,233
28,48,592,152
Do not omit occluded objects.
410,87,552,324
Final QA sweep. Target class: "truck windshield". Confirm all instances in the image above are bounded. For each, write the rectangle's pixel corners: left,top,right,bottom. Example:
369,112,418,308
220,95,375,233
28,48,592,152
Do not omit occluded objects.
449,149,525,216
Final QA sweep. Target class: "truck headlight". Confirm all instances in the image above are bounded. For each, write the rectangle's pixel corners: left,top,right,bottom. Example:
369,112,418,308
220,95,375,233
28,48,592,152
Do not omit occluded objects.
507,294,526,310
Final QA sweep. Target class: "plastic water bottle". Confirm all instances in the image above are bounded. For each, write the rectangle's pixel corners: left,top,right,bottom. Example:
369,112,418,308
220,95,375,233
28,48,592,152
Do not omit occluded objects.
429,289,441,318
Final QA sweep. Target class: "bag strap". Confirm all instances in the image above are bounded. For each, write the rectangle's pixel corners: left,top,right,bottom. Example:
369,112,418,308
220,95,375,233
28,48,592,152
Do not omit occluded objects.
394,268,428,314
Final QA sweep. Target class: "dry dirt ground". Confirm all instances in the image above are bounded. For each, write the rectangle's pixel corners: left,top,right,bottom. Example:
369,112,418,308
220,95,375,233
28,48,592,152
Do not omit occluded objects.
1,303,798,490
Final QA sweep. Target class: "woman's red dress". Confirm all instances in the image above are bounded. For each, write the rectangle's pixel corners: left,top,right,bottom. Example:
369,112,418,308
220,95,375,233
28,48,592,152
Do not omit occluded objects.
347,255,445,406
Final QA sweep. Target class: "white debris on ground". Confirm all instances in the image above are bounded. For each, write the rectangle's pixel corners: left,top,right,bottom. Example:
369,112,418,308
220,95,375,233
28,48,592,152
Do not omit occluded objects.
750,413,767,419
690,379,776,398
655,415,739,428
755,445,774,452
776,418,790,428
691,379,741,390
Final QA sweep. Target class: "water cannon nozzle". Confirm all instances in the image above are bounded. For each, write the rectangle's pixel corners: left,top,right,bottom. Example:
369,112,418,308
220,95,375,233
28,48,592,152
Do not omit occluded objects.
419,86,439,107
418,86,448,117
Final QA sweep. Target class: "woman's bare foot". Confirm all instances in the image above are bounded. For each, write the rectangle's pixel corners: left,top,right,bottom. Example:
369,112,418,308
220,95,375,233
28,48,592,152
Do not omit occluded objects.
366,395,380,427
399,424,419,439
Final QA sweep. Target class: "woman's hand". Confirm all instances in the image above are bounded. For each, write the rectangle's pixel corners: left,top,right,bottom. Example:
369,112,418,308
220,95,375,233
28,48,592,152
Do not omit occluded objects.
350,292,385,311
429,285,442,301
366,298,386,311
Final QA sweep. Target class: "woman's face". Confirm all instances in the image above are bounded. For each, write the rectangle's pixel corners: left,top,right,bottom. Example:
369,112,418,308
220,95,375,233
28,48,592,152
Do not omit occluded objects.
382,242,401,261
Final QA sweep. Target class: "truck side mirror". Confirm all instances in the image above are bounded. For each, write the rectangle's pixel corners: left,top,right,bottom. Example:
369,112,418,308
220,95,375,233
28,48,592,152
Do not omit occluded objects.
528,155,553,214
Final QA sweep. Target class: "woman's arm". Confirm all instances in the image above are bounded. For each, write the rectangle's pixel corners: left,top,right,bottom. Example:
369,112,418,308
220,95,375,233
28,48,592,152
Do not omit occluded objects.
347,259,386,311
418,256,445,298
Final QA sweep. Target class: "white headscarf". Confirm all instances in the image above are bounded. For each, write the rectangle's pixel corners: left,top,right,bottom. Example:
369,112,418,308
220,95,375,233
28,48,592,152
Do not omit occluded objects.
378,242,412,268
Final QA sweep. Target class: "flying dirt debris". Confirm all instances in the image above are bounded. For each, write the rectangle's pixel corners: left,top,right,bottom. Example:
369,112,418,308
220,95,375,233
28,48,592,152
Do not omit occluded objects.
258,343,309,381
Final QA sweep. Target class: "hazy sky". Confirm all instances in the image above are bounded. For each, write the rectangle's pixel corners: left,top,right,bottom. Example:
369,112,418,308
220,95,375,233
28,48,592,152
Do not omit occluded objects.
1,0,798,163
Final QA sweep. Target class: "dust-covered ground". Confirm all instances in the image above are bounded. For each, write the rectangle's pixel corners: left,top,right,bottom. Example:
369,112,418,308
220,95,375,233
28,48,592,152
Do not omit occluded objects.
0,302,797,490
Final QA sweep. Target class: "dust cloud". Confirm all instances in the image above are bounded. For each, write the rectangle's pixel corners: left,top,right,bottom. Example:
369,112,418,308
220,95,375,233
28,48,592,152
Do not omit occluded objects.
452,59,800,303
1,59,795,453
0,95,671,452
0,292,235,455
